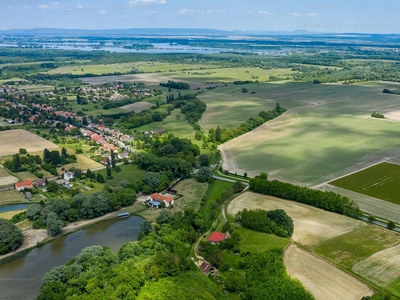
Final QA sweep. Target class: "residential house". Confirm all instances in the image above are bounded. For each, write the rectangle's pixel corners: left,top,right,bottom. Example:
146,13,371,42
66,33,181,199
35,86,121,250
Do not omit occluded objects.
118,152,129,160
148,200,161,208
15,180,33,192
200,262,217,276
33,179,46,188
208,232,227,245
147,193,174,207
64,172,74,181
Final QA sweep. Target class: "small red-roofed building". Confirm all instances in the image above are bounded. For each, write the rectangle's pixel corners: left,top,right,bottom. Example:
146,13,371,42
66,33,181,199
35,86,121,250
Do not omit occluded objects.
208,232,226,245
15,180,33,192
147,193,174,207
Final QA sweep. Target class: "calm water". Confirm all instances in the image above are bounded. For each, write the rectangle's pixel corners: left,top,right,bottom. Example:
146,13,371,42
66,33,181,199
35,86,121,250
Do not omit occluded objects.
0,204,29,213
0,216,143,299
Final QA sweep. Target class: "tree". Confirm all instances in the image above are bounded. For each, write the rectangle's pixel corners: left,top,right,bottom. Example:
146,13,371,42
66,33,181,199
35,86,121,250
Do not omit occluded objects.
96,173,105,183
198,154,209,167
46,212,63,236
140,220,152,235
242,87,248,93
233,180,246,193
111,151,116,168
387,220,396,230
0,218,23,254
19,148,27,155
157,209,172,224
196,167,213,182
47,181,59,193
215,126,221,142
106,165,112,177
85,169,93,179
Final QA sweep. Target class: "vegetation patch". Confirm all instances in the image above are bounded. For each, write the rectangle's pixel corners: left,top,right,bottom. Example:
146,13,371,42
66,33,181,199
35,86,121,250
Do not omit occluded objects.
314,225,400,267
329,162,400,205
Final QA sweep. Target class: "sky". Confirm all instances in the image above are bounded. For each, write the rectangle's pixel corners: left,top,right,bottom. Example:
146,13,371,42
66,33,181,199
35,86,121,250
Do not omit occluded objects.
1,0,400,33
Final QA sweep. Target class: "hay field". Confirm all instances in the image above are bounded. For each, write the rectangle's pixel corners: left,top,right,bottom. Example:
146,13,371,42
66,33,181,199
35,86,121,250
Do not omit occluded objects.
216,82,400,186
120,101,154,113
284,245,373,300
0,165,18,186
0,190,25,205
352,243,400,288
62,154,103,171
329,162,400,204
80,73,220,89
0,129,58,157
228,192,366,247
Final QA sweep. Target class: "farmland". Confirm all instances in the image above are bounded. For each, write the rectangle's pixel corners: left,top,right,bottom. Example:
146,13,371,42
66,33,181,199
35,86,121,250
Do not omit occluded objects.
228,192,400,299
0,129,58,157
216,82,400,186
329,162,400,204
284,245,373,300
0,166,18,187
120,101,154,113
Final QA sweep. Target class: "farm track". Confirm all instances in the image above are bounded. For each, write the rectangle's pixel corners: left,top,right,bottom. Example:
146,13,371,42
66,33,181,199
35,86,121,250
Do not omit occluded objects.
319,184,400,223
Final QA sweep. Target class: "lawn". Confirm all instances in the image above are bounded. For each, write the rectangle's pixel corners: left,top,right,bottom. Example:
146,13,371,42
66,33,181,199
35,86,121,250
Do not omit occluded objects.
235,226,290,252
329,162,400,204
314,224,400,267
217,81,400,186
95,164,146,187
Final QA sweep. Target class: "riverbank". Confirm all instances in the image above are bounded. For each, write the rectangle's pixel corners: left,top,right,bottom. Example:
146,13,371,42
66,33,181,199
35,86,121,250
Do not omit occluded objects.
0,202,140,262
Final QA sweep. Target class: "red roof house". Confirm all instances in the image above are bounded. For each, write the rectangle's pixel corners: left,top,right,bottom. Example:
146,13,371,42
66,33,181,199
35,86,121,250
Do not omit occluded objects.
15,180,33,192
147,193,174,207
208,232,227,244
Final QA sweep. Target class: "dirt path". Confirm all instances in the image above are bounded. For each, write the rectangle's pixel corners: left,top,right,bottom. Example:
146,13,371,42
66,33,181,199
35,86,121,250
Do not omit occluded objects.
284,244,374,300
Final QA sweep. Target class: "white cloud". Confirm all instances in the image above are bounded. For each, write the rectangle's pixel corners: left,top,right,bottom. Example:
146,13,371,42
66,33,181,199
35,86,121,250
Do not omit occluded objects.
39,2,59,9
307,13,318,16
99,9,108,14
258,10,271,16
293,13,301,16
77,5,83,8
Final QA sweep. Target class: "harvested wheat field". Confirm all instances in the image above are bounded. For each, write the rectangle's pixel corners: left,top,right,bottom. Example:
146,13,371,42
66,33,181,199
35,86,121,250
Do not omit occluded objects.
285,245,373,300
228,192,366,247
120,101,154,113
0,129,58,157
0,165,18,186
352,243,400,287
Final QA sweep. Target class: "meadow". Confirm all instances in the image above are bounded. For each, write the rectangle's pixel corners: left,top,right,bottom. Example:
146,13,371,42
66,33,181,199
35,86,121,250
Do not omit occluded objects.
216,82,400,186
228,192,397,299
95,164,146,187
329,162,400,204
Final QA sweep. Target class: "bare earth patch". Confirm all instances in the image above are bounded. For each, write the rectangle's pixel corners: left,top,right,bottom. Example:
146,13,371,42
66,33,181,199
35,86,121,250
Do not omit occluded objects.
285,245,373,300
352,243,400,287
383,110,400,122
228,192,366,247
0,129,58,157
0,165,18,186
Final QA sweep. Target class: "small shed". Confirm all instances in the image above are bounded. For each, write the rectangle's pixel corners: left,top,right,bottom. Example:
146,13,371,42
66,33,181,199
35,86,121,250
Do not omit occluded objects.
117,212,130,219
200,262,217,276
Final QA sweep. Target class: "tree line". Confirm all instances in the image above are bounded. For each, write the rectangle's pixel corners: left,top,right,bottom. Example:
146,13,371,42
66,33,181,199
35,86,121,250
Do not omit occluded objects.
249,174,360,217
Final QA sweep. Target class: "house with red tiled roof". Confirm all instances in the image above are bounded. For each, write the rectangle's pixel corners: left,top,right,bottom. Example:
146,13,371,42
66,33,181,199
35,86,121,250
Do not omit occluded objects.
208,232,226,245
15,180,33,192
147,193,174,207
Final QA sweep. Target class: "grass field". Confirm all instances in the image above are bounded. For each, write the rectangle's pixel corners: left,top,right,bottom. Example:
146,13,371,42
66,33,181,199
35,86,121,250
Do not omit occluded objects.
0,165,18,186
285,245,373,300
329,162,400,204
235,226,290,253
62,153,103,171
228,192,366,247
134,110,203,150
353,243,400,296
68,101,126,116
216,81,400,186
17,84,54,91
0,190,25,205
172,178,209,212
0,209,24,220
0,129,58,157
163,67,294,84
314,225,400,267
120,101,154,112
95,164,146,187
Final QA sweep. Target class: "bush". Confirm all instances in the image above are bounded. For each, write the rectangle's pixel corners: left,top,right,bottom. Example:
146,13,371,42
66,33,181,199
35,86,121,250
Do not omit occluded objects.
0,218,23,254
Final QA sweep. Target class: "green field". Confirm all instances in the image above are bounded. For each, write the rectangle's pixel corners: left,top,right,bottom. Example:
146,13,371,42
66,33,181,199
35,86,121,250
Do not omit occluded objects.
217,81,400,186
329,162,400,204
164,67,294,84
95,164,146,187
235,226,290,252
314,225,400,267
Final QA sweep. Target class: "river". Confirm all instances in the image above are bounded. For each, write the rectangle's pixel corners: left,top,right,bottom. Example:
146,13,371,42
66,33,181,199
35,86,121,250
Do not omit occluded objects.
0,204,29,213
0,215,143,299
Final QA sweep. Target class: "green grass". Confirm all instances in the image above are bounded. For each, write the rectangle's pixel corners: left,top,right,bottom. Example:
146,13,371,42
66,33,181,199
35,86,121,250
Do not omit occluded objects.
163,67,294,84
235,226,290,252
0,190,25,205
314,224,400,268
68,101,126,116
330,162,400,204
200,180,233,218
17,84,54,91
136,270,224,300
95,164,146,187
216,81,400,186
